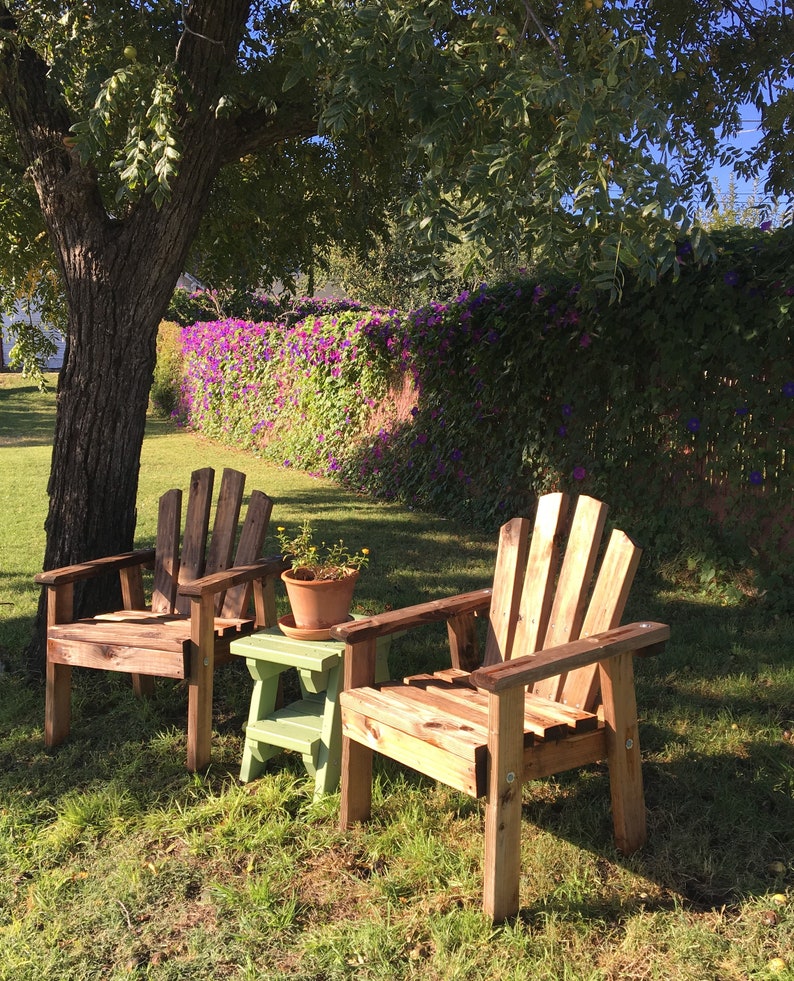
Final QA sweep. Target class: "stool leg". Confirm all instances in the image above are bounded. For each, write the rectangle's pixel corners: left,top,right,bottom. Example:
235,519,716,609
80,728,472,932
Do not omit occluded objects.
239,661,283,783
313,661,343,798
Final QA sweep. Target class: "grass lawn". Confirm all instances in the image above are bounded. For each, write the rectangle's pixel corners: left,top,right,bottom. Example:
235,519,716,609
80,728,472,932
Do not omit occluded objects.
1,372,793,980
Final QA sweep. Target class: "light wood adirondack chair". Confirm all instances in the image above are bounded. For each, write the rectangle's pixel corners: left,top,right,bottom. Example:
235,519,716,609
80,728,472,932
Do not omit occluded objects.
36,467,287,770
334,493,669,922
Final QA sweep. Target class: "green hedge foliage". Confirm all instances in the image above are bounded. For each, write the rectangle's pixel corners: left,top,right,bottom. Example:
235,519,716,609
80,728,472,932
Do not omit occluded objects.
173,227,793,599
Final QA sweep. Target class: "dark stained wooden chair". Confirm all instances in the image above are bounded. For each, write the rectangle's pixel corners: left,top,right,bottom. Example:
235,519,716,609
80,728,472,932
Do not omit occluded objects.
36,467,287,770
333,493,669,922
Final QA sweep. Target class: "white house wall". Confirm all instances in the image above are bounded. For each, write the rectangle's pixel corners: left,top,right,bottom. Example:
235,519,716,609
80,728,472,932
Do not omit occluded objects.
1,303,65,371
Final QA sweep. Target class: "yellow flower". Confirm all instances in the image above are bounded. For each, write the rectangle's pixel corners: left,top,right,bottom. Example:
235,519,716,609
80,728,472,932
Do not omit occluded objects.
361,548,370,556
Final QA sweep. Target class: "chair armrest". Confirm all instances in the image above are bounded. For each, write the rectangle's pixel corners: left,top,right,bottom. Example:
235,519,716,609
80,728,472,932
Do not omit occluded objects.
471,621,669,693
178,555,289,598
34,549,156,587
329,588,493,643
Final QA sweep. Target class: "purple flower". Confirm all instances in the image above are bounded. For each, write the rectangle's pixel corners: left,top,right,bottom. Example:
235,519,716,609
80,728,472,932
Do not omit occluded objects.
562,404,573,417
760,220,772,232
579,333,591,348
557,425,568,437
723,270,740,287
687,417,701,433
735,406,749,416
749,470,763,485
783,381,794,398
573,466,587,481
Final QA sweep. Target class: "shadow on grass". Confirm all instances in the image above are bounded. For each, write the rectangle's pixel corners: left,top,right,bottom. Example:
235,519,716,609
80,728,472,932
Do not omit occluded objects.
0,379,56,445
2,582,792,923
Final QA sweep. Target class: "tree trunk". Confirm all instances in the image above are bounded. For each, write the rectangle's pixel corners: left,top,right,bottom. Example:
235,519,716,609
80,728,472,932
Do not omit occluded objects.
25,234,189,673
0,0,318,674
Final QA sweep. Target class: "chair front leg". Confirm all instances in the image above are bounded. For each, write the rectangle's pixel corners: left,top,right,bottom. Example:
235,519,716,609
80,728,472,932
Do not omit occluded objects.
339,637,378,828
187,593,216,771
599,652,647,854
483,686,525,923
44,583,74,748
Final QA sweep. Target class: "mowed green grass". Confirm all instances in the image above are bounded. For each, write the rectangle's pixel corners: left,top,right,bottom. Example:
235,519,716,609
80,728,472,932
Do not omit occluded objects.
1,372,793,981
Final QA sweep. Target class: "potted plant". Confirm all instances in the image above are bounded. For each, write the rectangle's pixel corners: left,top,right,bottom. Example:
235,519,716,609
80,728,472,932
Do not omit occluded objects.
276,521,370,635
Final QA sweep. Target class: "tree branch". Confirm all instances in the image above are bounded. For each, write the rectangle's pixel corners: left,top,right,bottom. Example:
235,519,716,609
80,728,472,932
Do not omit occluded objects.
519,0,564,69
0,3,107,252
222,98,318,161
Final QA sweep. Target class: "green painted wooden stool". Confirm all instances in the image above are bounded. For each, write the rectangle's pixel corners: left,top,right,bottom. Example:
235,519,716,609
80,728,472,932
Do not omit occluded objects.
231,623,390,797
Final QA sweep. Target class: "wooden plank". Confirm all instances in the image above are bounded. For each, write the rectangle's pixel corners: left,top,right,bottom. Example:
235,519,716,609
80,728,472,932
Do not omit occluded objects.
174,468,214,615
562,529,643,712
253,573,278,630
522,727,607,781
119,566,146,610
44,582,74,747
431,667,473,684
119,567,152,699
339,635,378,826
232,629,342,673
124,554,154,700
483,686,525,922
205,468,245,577
152,488,182,614
340,734,375,826
341,700,484,797
483,517,530,666
513,492,567,658
35,549,154,587
599,651,647,853
405,675,567,741
394,679,493,736
447,611,481,672
90,610,251,635
47,638,189,678
50,617,191,652
331,589,492,644
222,489,274,617
533,496,608,701
246,712,322,755
186,593,216,770
471,622,669,693
523,693,599,733
341,685,486,761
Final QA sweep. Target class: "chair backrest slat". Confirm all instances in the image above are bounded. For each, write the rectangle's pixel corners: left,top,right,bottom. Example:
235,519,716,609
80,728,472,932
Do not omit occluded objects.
148,468,273,619
482,517,530,667
151,488,182,614
174,468,215,615
532,496,608,701
513,492,568,659
560,529,642,712
221,490,274,617
205,468,246,577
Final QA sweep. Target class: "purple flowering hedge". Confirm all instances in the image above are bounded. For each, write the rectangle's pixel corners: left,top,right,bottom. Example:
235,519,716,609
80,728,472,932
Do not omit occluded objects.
176,226,793,597
179,299,402,478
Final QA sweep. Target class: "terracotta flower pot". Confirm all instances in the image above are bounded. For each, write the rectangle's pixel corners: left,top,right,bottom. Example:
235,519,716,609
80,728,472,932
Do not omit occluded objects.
281,568,359,630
